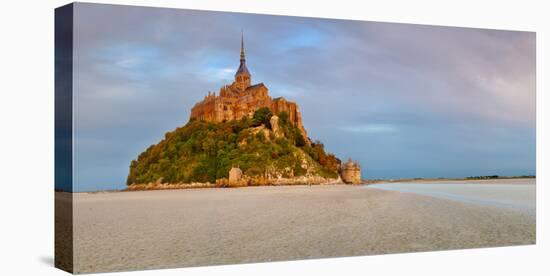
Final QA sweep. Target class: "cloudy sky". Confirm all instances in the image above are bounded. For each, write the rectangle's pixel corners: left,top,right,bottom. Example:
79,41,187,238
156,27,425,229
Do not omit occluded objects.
71,3,535,192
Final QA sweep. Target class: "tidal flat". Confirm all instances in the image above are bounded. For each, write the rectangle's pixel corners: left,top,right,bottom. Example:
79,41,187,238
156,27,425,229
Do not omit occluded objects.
67,180,535,273
368,178,535,217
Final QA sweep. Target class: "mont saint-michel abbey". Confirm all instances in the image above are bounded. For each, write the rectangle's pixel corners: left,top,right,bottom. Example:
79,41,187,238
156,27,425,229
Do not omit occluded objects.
190,35,308,140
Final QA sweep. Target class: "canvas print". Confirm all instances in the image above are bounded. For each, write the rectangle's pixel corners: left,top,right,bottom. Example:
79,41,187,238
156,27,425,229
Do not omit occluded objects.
55,2,536,274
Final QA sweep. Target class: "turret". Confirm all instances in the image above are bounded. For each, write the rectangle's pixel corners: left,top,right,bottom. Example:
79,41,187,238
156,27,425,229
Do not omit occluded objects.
342,158,362,184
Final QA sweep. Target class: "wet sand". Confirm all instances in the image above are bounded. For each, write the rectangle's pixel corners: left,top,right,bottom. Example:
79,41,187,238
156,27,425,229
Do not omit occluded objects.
368,178,535,216
70,183,535,274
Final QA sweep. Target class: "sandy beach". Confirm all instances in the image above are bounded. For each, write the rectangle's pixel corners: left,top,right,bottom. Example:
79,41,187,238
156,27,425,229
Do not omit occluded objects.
69,181,535,273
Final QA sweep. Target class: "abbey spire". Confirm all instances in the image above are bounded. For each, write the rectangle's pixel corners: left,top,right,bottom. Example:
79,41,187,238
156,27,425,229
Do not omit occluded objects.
240,31,245,63
235,32,251,90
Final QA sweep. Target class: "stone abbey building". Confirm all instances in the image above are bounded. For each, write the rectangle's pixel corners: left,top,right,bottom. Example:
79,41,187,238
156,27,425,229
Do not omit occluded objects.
190,35,362,183
190,35,308,140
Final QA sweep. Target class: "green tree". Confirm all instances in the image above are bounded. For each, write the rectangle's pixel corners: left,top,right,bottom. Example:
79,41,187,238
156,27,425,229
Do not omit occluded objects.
294,130,306,147
252,107,273,129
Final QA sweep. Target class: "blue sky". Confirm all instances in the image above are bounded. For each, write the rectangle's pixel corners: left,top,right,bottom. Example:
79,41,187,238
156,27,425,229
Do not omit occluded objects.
70,3,535,191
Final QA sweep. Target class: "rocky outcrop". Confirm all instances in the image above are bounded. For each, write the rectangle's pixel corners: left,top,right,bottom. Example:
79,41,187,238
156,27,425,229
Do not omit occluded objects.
270,115,281,137
216,174,342,187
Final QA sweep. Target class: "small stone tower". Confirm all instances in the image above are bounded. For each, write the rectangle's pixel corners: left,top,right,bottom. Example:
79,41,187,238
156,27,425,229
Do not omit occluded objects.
234,33,251,91
229,167,243,182
341,158,361,184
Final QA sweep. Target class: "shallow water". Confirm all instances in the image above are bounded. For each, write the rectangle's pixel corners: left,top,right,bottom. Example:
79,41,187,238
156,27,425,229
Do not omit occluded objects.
368,180,536,215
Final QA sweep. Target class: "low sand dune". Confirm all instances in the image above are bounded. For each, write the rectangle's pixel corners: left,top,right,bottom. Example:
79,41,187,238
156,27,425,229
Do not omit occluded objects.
69,183,535,273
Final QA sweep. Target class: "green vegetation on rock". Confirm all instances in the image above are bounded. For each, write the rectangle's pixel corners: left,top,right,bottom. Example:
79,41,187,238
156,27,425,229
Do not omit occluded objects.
127,110,341,185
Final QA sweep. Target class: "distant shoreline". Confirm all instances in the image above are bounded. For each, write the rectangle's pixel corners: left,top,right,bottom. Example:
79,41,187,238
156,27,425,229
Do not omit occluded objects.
366,176,535,184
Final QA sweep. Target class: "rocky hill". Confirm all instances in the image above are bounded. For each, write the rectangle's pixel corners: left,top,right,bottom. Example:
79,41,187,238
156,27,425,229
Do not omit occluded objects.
126,108,342,189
